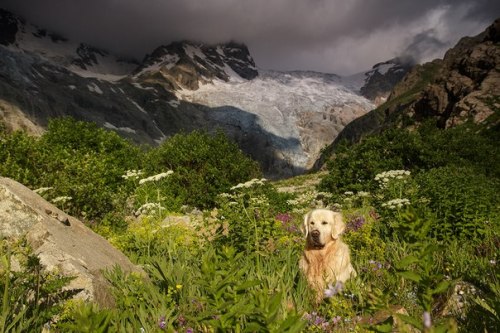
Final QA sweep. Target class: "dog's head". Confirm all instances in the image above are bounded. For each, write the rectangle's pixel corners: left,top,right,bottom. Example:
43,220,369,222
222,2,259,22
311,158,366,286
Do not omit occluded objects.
303,209,345,249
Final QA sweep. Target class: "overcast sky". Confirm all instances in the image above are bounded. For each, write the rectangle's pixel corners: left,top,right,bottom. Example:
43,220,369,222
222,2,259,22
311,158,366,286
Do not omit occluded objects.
1,0,498,75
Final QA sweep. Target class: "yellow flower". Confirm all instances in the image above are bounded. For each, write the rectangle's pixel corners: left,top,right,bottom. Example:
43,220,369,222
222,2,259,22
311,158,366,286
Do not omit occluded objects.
176,284,183,289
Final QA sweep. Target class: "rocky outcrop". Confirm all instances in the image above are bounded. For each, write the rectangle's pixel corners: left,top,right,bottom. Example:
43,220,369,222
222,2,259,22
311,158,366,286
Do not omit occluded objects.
385,18,500,128
359,58,413,104
134,41,258,90
0,177,142,307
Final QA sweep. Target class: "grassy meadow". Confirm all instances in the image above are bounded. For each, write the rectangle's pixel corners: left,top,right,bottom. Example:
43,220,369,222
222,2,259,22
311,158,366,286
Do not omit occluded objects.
0,118,498,332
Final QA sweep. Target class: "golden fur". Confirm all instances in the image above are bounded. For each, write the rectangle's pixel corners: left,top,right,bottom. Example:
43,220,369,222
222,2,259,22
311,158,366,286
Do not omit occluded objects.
299,209,356,300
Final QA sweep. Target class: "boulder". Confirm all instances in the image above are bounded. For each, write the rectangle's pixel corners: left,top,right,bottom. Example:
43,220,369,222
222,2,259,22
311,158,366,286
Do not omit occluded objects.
0,177,142,307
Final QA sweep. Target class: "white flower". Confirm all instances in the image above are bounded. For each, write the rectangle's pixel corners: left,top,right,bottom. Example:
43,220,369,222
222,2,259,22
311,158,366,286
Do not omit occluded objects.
135,202,165,216
52,196,72,204
383,198,410,209
138,170,174,184
122,169,144,180
230,178,267,190
34,187,53,194
344,191,354,196
375,170,411,185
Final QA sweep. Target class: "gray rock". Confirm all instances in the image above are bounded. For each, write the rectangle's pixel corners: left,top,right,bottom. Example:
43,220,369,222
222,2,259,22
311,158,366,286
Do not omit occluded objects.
0,177,143,307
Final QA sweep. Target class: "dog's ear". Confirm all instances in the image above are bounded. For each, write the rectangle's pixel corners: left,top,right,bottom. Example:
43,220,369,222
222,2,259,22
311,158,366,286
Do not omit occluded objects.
330,211,345,240
301,212,311,238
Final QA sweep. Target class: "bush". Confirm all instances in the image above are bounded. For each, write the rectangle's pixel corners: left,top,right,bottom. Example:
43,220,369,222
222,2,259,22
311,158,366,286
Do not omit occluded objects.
319,122,500,195
145,130,262,209
0,117,143,219
415,165,500,240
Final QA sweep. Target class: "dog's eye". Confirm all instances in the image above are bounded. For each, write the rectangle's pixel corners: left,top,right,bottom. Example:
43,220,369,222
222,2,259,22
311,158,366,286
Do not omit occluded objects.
310,221,315,225
321,221,328,225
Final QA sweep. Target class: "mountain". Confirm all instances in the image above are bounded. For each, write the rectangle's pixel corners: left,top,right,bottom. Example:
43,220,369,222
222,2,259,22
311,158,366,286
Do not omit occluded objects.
316,18,500,168
341,58,412,105
0,9,376,178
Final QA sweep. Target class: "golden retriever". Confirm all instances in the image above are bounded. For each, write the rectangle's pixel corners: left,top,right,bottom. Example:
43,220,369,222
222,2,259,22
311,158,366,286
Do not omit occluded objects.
299,209,356,300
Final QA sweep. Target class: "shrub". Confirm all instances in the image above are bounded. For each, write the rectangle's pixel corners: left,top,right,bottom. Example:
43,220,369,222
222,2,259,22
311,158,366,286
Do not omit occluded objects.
0,239,75,332
415,165,500,240
37,118,143,218
145,130,262,209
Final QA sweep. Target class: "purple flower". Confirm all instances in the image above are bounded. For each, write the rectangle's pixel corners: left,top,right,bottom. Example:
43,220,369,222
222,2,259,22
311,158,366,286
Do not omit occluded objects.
186,328,194,333
368,260,383,271
276,213,292,223
346,216,366,232
332,316,342,325
158,316,166,329
177,314,186,327
324,281,344,298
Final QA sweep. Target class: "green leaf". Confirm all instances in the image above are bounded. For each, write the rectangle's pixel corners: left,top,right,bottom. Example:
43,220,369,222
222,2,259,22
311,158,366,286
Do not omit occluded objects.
394,313,423,331
432,280,451,295
395,255,419,269
397,271,422,282
367,316,394,332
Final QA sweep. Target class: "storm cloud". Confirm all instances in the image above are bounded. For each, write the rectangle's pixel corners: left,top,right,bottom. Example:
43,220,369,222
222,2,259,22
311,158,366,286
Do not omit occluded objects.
0,0,498,74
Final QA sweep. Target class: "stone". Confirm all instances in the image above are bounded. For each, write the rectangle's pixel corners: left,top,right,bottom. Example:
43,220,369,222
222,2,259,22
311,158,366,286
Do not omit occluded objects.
0,177,143,307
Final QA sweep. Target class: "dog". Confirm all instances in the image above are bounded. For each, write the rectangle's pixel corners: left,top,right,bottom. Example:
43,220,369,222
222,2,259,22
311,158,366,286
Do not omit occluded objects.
299,209,356,300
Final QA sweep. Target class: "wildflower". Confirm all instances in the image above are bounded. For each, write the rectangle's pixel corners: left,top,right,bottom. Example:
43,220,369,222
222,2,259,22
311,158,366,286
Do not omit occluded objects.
122,169,144,180
324,281,344,298
276,213,292,224
176,284,183,289
158,316,166,329
357,191,370,197
332,316,342,325
381,198,410,209
138,170,174,184
489,259,496,265
344,191,354,196
422,311,432,329
34,187,53,194
375,170,411,188
346,216,365,232
135,202,166,216
230,178,267,190
368,260,383,271
177,314,186,326
140,328,145,333
51,196,72,204
185,328,194,333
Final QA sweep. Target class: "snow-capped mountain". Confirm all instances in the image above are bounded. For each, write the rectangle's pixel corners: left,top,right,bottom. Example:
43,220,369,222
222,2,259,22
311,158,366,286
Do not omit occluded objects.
0,8,380,178
0,9,137,80
344,58,413,105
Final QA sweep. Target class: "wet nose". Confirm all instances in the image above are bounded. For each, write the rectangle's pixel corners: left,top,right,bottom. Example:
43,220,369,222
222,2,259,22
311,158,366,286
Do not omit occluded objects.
311,230,320,237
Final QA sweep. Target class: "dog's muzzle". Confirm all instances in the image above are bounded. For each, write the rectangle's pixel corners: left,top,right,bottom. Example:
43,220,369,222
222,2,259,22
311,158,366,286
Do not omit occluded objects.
309,230,324,249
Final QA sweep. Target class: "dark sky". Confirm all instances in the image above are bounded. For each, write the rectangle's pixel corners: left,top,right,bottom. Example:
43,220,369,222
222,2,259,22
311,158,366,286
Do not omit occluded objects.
1,0,498,75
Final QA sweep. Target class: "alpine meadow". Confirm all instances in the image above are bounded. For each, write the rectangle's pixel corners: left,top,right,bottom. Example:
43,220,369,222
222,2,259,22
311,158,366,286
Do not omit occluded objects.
0,4,499,333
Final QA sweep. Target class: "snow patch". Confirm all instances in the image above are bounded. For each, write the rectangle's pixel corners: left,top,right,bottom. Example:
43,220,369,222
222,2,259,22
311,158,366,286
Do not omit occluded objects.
168,99,180,108
104,122,136,134
87,82,103,94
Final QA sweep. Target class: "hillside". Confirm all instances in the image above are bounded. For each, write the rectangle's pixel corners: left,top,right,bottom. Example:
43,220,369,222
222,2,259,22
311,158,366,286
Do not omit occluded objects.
317,17,500,165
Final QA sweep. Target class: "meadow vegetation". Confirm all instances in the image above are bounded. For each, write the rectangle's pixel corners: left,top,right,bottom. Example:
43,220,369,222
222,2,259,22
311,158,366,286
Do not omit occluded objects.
0,117,498,332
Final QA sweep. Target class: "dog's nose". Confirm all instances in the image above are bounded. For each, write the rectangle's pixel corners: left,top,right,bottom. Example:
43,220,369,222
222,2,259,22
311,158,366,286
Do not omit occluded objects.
311,230,320,237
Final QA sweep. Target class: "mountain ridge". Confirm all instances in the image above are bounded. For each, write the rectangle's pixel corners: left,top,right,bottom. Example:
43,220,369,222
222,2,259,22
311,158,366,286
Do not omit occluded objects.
0,8,404,178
